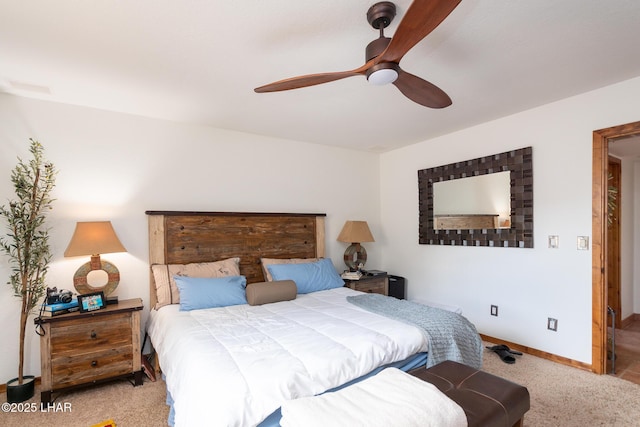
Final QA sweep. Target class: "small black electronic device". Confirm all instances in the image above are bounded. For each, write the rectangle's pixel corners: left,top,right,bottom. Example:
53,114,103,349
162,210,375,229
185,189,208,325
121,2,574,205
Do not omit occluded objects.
78,291,106,312
46,287,73,305
362,269,387,277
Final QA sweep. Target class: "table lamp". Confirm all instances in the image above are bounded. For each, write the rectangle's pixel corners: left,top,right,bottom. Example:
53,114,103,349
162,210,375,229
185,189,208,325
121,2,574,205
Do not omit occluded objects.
337,220,375,271
64,221,127,301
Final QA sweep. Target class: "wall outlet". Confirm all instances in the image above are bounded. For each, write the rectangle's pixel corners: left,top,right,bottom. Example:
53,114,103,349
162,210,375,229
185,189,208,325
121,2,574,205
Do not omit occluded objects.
547,317,558,331
491,305,498,316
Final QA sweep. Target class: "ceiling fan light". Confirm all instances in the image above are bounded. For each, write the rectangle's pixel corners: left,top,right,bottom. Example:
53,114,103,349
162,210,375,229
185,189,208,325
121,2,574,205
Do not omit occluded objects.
366,63,399,85
368,68,398,85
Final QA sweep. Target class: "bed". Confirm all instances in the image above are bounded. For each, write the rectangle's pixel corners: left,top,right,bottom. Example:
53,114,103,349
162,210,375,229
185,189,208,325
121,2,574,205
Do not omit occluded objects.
145,211,482,427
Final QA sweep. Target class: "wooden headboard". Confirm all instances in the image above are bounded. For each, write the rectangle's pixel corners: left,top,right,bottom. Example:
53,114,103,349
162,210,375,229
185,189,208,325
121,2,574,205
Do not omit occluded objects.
146,211,327,309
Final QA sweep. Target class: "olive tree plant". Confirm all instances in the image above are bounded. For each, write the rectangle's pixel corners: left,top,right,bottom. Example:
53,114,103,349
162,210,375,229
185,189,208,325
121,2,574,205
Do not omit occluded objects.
0,139,56,385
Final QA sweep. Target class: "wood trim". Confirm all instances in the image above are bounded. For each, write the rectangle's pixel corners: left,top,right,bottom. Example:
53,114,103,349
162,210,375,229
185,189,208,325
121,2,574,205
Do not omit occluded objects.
592,130,607,375
40,322,52,391
148,214,165,310
480,334,592,372
315,217,326,258
592,120,640,374
621,313,640,330
131,309,142,373
145,210,326,218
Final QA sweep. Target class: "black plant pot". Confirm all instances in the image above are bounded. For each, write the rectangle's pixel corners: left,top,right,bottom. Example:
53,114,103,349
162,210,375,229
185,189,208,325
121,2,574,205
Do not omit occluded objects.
6,375,35,403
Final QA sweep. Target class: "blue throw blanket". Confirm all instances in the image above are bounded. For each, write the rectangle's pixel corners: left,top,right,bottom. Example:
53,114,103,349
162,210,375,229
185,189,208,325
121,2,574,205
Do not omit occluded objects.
347,294,483,369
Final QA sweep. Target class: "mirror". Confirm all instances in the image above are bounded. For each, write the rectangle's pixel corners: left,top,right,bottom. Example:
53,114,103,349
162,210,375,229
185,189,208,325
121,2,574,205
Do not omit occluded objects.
433,171,511,230
418,147,533,248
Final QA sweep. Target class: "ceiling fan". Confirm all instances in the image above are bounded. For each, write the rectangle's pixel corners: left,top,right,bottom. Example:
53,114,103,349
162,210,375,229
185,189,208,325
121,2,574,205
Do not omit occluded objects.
254,0,461,108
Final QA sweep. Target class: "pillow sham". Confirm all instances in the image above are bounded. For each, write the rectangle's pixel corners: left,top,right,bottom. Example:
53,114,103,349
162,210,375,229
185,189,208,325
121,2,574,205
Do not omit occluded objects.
174,275,247,311
266,258,344,294
151,258,240,309
260,257,319,282
246,280,297,306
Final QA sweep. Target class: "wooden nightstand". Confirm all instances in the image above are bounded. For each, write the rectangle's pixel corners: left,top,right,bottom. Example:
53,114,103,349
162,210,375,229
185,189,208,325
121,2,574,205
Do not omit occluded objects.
344,274,389,296
36,298,144,403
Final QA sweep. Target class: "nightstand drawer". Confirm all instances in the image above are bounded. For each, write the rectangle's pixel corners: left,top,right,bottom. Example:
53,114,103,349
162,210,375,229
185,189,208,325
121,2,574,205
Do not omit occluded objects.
345,275,389,296
50,313,132,355
354,280,386,294
51,346,133,388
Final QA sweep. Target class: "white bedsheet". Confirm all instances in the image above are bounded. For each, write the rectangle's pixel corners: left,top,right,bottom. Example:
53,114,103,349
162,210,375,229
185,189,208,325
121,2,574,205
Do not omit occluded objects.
148,287,428,427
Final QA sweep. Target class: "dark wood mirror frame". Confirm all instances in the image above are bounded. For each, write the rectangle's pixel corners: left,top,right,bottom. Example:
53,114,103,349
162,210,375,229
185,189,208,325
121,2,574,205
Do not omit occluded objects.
418,147,533,248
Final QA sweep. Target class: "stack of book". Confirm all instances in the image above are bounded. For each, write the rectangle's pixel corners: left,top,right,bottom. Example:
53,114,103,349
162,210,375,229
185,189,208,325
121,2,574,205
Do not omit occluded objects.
341,270,363,280
42,298,80,317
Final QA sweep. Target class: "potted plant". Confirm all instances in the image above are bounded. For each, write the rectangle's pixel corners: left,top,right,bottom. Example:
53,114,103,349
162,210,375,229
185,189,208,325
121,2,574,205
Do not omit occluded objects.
0,139,56,403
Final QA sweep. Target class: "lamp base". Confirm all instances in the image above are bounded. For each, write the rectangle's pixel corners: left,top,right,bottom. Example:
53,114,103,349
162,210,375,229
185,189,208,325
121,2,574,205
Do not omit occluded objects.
344,243,368,272
73,255,120,296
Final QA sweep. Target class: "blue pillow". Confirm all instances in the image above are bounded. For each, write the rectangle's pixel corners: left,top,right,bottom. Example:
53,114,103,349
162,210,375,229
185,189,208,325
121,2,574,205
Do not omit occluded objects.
267,258,344,294
173,275,247,311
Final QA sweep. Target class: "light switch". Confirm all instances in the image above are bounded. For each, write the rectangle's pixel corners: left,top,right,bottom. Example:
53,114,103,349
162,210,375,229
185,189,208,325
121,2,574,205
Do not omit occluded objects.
548,235,559,249
577,236,589,250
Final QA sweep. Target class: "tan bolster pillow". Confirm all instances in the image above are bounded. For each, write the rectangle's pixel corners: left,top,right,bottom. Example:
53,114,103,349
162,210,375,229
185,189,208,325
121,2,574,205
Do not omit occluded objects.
246,280,297,306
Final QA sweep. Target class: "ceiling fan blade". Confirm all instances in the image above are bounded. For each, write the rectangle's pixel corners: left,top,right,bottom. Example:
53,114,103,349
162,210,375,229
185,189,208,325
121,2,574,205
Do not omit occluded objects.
378,0,461,64
393,68,451,108
254,64,370,93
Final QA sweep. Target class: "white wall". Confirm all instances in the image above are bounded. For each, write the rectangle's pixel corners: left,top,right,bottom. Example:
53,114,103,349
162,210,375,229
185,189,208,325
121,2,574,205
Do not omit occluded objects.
380,76,640,364
0,93,382,382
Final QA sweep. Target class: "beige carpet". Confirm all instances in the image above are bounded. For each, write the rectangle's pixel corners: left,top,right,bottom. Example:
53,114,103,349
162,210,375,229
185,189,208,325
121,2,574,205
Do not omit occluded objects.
482,343,640,426
2,348,640,426
0,376,169,427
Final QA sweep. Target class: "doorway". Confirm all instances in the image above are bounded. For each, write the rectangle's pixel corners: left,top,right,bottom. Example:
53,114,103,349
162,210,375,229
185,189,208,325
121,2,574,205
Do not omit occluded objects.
592,120,640,374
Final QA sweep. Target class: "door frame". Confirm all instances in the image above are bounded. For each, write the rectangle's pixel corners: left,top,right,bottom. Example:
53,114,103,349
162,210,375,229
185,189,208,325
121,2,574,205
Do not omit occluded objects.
592,120,640,374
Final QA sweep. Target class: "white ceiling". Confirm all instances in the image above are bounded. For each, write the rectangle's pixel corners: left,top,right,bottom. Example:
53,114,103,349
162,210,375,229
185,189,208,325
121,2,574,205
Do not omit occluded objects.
610,135,640,160
2,0,640,152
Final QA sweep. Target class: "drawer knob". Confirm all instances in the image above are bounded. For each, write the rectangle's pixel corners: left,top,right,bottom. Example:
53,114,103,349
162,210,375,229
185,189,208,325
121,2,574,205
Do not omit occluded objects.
91,360,98,367
90,331,97,339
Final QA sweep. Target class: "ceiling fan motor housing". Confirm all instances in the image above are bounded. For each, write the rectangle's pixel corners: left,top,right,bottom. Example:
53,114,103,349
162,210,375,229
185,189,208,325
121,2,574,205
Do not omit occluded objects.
367,2,397,29
366,37,391,62
365,36,399,85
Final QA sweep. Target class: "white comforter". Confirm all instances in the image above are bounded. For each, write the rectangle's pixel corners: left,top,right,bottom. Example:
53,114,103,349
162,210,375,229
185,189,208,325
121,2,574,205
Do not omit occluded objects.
280,368,467,427
148,287,428,427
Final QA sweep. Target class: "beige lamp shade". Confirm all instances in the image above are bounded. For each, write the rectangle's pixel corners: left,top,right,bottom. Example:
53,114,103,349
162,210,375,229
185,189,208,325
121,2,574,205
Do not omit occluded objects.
337,220,375,243
64,221,126,257
64,221,126,296
337,221,374,271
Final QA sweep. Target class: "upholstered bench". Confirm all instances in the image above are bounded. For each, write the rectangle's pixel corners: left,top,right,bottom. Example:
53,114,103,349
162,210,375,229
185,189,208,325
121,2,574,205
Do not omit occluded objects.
409,360,530,427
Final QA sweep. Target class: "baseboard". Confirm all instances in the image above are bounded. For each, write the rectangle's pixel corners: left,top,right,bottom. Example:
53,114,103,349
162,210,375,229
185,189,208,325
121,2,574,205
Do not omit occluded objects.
0,376,41,394
621,313,640,330
480,334,593,372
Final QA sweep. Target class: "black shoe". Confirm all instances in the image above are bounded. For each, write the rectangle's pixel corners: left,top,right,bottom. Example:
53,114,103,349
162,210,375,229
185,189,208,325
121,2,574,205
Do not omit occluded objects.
486,345,522,364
